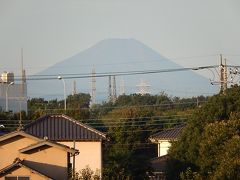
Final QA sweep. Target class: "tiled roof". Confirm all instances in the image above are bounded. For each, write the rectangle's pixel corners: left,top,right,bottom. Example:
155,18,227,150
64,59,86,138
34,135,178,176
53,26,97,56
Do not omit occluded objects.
24,114,106,141
150,124,186,141
0,158,53,179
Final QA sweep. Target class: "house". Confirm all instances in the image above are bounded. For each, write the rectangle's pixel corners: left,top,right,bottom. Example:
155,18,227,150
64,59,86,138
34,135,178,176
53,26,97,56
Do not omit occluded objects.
0,158,53,180
0,131,78,180
149,124,186,179
149,124,185,157
24,114,107,176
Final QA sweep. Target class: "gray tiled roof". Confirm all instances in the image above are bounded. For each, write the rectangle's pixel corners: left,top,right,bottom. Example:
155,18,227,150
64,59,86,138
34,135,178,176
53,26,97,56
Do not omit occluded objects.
150,124,186,141
24,114,106,141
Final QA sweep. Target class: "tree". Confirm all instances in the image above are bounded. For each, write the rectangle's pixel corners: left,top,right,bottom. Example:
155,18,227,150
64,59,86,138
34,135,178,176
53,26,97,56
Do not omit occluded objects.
167,85,240,179
199,119,240,179
103,107,155,179
74,166,100,180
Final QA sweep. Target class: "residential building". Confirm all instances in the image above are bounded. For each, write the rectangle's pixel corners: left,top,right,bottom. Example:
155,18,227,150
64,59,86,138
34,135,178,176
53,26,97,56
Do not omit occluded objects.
24,114,107,176
149,124,185,157
149,124,186,179
0,131,78,180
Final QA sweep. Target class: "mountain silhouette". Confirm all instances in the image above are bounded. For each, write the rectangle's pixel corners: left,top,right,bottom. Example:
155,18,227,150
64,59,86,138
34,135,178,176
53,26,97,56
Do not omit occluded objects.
28,39,217,101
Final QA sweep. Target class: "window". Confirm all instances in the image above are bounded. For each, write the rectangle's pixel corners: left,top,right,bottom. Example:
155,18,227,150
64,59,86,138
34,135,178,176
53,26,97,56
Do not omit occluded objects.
5,176,29,180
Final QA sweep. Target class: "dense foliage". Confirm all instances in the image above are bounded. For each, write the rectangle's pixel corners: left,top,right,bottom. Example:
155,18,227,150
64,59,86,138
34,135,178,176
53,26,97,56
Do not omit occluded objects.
94,93,202,179
102,107,156,179
167,85,240,179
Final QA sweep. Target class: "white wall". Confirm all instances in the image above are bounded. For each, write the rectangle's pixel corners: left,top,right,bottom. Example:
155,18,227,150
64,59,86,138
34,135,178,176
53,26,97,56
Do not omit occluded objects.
158,140,172,157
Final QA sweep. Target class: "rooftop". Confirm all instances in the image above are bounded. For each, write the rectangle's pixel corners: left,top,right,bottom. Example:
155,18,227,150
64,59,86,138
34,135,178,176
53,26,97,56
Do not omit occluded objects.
150,124,186,141
24,114,107,141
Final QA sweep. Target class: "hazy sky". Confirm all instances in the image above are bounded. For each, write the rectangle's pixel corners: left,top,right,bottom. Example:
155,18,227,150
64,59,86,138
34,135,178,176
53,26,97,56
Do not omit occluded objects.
0,0,239,76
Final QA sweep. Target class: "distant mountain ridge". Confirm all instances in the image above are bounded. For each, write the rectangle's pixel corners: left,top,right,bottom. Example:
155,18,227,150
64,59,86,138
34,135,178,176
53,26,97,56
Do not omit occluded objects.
28,39,217,100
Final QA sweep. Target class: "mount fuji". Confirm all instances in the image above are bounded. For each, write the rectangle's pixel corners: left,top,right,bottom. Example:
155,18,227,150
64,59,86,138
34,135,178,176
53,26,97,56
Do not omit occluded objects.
28,39,217,101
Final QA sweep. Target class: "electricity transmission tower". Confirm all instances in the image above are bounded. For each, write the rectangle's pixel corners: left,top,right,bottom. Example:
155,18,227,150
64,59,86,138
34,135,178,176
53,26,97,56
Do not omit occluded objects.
136,79,150,95
119,78,125,95
108,75,117,103
72,80,77,95
91,67,96,104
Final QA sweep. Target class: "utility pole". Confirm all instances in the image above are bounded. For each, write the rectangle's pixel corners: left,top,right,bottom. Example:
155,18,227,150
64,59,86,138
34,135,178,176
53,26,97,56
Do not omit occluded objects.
219,55,228,95
209,54,240,94
223,58,228,93
220,54,224,93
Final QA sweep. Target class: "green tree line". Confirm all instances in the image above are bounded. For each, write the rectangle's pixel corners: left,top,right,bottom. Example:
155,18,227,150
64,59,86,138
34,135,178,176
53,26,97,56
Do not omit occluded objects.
167,85,240,180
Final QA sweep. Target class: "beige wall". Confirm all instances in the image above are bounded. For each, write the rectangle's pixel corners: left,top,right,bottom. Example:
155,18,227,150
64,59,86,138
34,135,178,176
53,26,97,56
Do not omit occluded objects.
60,141,102,175
157,140,171,157
0,166,49,180
0,136,69,180
0,136,37,170
21,147,68,180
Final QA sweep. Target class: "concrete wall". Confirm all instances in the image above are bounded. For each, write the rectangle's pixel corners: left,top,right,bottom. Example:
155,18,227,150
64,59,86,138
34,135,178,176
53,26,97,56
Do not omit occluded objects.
0,83,27,113
60,141,102,175
0,166,49,180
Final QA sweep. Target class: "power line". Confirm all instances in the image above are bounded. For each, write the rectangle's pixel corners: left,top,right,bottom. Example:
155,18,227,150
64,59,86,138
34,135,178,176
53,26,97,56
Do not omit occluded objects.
0,122,185,128
1,122,185,132
1,54,221,73
87,118,187,125
106,124,185,133
0,115,190,124
12,65,220,81
26,100,206,112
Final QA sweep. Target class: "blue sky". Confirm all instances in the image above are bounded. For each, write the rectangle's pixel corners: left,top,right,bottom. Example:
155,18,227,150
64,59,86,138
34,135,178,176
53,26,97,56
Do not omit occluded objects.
0,0,239,77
